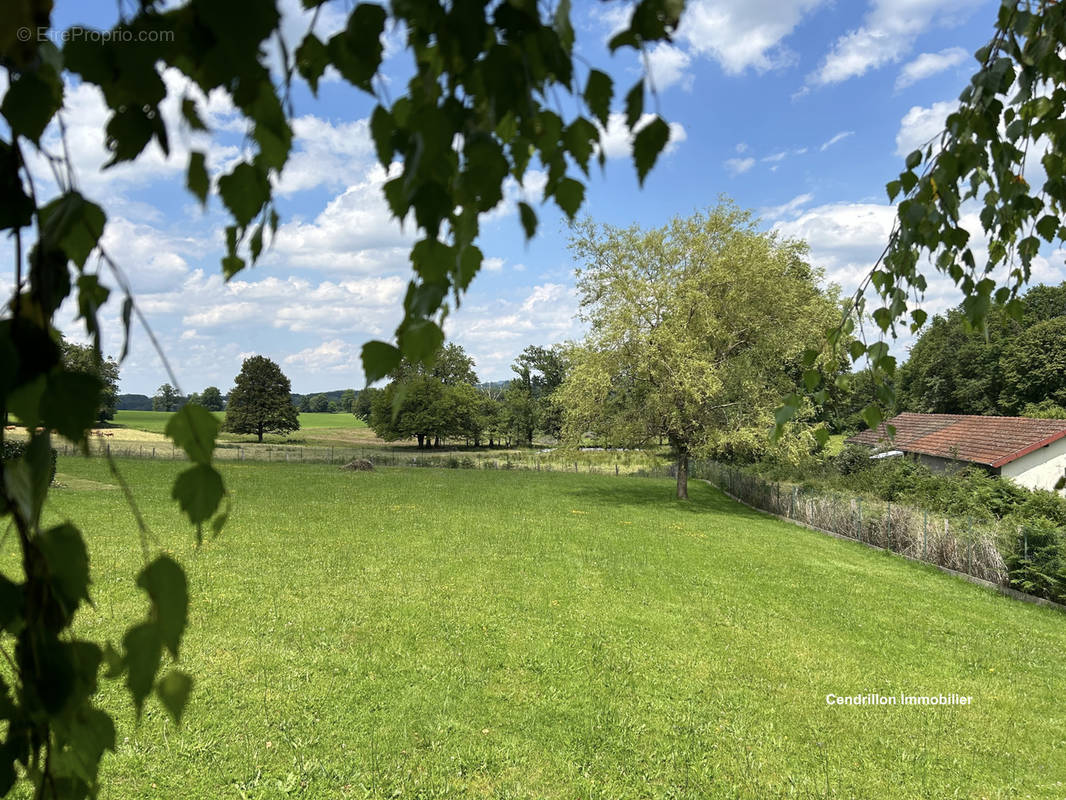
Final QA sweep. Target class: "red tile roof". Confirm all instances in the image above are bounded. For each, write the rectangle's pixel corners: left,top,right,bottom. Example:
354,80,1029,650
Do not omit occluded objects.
846,412,1066,468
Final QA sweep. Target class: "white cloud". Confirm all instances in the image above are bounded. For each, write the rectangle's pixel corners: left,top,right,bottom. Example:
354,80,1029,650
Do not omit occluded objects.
597,113,688,160
895,46,969,90
32,69,243,199
820,130,854,151
587,2,632,42
183,302,262,328
761,193,814,219
483,257,506,272
98,217,202,293
678,0,828,74
724,157,756,175
810,0,983,86
895,100,956,157
270,163,413,272
773,201,897,290
762,151,788,163
283,339,362,374
645,43,694,92
736,142,749,153
446,283,584,377
275,116,375,195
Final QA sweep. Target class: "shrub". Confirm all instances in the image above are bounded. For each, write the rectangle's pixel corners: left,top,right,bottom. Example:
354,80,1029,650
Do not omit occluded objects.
1003,519,1066,604
834,444,873,475
2,440,58,485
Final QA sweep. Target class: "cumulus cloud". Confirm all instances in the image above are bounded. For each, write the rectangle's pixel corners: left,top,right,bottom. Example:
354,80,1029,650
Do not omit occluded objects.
773,201,896,290
446,283,584,378
809,0,983,86
597,113,688,160
895,100,956,157
677,0,828,74
895,46,969,90
645,43,694,91
283,339,362,374
270,163,413,272
275,116,376,195
30,68,243,199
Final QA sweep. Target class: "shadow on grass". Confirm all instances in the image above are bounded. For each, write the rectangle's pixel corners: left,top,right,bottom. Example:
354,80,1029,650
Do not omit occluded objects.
564,477,767,519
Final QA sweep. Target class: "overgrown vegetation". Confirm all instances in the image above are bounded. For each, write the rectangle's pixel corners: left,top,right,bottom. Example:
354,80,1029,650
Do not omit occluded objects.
742,446,1066,602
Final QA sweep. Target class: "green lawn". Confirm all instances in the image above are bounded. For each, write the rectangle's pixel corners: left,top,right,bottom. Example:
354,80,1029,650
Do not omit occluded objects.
111,410,367,434
27,459,1066,798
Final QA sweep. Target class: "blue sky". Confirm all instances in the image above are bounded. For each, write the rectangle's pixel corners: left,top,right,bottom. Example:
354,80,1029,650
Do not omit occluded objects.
14,0,1065,395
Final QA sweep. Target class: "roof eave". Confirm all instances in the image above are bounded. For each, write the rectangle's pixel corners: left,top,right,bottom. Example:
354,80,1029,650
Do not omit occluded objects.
989,429,1066,468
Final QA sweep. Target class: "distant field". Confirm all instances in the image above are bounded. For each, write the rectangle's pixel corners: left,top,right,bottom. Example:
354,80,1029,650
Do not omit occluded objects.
111,410,367,437
26,458,1066,798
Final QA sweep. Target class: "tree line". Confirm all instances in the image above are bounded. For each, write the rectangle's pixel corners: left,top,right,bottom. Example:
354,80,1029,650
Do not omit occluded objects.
359,343,567,448
822,282,1066,430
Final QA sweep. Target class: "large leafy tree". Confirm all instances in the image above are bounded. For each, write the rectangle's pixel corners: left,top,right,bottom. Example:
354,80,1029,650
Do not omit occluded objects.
896,282,1066,416
559,205,840,499
1000,316,1066,412
508,345,569,442
152,382,181,412
368,345,481,446
222,356,300,442
60,340,120,422
339,389,356,414
198,386,225,411
897,307,1017,415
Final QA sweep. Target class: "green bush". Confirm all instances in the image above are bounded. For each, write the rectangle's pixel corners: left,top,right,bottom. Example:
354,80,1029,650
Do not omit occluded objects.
1003,520,1066,604
2,440,58,485
834,444,873,475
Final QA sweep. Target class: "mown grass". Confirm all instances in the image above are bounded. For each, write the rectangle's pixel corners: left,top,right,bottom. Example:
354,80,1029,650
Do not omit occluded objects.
22,459,1066,798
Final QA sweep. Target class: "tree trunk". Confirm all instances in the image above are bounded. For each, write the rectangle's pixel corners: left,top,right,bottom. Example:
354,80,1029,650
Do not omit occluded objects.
676,448,689,500
416,433,424,448
257,422,263,443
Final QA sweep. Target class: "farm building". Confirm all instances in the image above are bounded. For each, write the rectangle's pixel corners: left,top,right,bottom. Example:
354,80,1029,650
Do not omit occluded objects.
846,412,1066,495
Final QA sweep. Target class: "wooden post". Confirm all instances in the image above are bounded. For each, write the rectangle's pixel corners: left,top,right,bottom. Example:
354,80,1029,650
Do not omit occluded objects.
887,502,892,550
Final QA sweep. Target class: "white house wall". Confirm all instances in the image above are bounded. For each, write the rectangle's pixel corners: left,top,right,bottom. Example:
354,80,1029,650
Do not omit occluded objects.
1000,437,1066,495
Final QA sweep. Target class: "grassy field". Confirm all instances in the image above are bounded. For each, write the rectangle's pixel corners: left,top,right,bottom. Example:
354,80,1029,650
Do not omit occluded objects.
111,410,367,434
23,459,1066,798
105,411,673,470
107,410,383,447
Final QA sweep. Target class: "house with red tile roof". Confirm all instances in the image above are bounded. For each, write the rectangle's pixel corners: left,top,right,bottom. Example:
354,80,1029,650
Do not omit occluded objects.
846,412,1066,495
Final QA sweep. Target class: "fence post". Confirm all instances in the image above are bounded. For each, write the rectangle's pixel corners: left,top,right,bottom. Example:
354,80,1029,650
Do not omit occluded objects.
856,498,862,541
887,502,892,550
967,517,973,574
791,486,797,519
922,511,928,560
615,464,619,476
